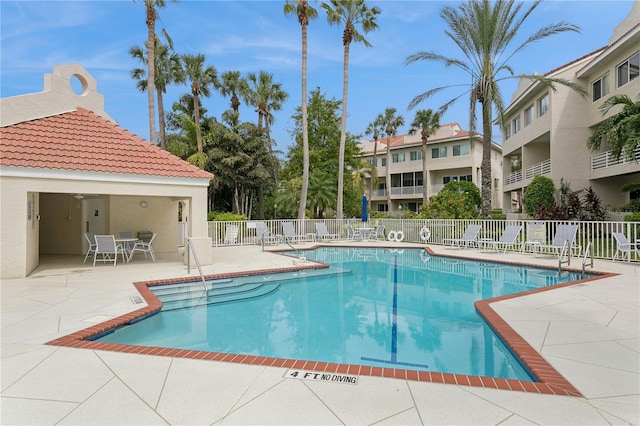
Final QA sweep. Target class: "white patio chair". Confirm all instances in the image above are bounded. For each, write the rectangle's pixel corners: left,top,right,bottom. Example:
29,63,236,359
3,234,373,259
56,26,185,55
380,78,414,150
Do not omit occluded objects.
83,232,96,263
282,221,305,243
443,224,481,249
118,231,137,254
538,224,580,256
315,222,339,241
93,235,126,267
255,222,282,245
612,232,639,262
223,225,238,245
485,225,522,253
129,233,157,262
369,224,385,240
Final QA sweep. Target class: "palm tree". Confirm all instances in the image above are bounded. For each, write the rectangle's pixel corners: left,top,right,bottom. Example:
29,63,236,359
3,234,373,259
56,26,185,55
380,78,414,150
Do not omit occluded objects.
365,115,384,205
379,107,404,213
409,109,441,203
138,0,177,143
182,53,217,159
215,70,247,130
587,94,640,161
285,0,318,221
405,0,582,217
130,37,184,149
323,0,380,219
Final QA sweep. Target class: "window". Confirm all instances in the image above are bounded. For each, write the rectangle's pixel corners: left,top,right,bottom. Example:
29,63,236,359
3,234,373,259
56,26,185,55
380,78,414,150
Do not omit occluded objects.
377,204,388,212
592,73,610,102
443,174,472,184
432,147,447,158
392,152,406,163
453,143,470,156
410,150,422,161
617,52,639,88
504,124,511,140
537,93,549,117
381,157,387,166
402,173,414,187
512,115,521,135
391,174,402,188
524,104,533,126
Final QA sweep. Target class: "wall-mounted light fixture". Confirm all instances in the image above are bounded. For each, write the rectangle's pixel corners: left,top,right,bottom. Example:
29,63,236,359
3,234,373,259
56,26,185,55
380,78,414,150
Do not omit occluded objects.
73,194,84,200
140,201,148,208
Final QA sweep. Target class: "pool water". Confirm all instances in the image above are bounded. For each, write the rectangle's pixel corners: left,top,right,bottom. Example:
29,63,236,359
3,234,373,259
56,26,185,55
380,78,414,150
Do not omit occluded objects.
96,247,593,381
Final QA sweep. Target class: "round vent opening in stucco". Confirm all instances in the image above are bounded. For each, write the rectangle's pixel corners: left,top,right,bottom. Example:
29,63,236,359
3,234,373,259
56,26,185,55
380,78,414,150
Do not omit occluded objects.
70,73,89,96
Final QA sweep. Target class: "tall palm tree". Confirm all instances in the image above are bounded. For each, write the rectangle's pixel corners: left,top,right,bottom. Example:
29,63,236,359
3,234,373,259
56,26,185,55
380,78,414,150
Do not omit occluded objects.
409,109,441,203
405,0,582,217
215,70,247,130
130,37,184,149
379,107,404,213
138,0,177,143
284,0,318,221
182,53,217,158
587,94,640,161
323,0,380,219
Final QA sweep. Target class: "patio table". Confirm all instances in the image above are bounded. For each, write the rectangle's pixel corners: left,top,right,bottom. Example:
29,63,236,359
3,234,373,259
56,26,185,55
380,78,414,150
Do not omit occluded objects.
115,237,139,261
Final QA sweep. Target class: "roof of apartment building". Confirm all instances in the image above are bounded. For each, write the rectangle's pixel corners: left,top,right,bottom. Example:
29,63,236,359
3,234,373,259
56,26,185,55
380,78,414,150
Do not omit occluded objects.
0,107,213,180
359,122,489,154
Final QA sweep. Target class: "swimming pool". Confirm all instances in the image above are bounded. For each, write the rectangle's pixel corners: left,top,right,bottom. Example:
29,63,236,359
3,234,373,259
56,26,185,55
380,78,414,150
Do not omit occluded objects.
95,247,595,382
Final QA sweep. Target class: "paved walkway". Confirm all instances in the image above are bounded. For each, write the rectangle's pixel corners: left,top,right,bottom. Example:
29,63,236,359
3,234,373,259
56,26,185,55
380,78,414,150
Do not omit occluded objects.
1,242,638,425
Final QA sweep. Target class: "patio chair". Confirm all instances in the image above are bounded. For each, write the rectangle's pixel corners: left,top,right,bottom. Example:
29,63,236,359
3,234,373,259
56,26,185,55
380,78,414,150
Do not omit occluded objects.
93,235,126,267
223,225,238,245
369,224,385,240
346,225,365,240
315,222,339,241
83,232,97,263
612,232,639,262
118,231,137,254
282,221,305,243
537,224,580,257
484,225,522,253
129,232,157,262
255,221,282,245
442,224,481,249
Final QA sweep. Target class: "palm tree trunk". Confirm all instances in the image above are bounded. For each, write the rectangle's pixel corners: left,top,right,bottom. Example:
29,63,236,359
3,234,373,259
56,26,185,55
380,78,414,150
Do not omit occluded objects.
298,22,310,220
146,6,156,144
193,94,203,153
481,100,493,217
157,88,166,149
336,43,350,220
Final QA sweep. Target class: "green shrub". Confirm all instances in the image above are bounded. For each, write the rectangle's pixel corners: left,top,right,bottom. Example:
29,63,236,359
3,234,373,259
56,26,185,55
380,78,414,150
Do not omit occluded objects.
623,212,640,221
491,209,506,219
524,175,555,216
207,211,247,221
417,181,480,219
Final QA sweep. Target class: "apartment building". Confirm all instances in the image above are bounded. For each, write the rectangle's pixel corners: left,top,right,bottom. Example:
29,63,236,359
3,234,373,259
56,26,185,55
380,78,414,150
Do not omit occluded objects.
502,3,640,212
359,123,503,216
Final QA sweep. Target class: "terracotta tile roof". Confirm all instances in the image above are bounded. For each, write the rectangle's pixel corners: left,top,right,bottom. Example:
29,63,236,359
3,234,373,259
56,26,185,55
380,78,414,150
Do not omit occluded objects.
0,108,213,180
361,123,478,153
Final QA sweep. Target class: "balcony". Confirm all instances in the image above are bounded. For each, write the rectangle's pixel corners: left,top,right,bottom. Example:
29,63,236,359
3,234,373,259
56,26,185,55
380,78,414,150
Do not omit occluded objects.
591,146,640,171
504,159,551,187
372,186,424,199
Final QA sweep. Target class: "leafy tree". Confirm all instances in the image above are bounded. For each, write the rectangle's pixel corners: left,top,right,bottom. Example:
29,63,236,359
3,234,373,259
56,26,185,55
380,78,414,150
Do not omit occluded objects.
182,53,218,159
405,0,582,217
587,94,640,161
137,0,178,142
409,109,441,203
418,181,480,219
323,0,380,219
379,107,404,212
284,0,318,221
364,115,384,212
524,175,555,217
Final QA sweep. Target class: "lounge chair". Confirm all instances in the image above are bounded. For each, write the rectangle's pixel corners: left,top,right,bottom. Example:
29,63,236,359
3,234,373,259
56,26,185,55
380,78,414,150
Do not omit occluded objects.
224,225,238,245
612,232,639,262
83,232,96,263
129,233,157,262
93,235,126,267
442,224,481,249
282,221,305,243
315,222,339,241
255,221,282,245
484,225,522,253
537,224,580,256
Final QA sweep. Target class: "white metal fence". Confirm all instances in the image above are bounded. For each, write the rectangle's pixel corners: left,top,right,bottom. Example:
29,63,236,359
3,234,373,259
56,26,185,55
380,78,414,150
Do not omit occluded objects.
207,218,640,261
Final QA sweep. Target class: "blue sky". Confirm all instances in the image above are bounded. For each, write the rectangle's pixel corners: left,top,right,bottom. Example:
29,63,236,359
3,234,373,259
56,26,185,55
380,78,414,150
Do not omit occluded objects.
1,1,635,155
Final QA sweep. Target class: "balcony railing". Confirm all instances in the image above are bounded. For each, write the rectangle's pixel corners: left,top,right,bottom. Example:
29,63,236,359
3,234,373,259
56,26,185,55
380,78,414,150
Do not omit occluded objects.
390,185,423,196
505,159,551,186
591,146,640,171
504,170,522,186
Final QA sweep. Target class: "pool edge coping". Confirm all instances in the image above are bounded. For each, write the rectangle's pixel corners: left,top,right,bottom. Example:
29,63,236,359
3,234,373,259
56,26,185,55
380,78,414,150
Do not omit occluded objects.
45,246,617,397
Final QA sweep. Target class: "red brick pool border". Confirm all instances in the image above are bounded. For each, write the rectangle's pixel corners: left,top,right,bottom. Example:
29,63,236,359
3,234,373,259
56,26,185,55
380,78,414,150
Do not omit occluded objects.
46,246,616,397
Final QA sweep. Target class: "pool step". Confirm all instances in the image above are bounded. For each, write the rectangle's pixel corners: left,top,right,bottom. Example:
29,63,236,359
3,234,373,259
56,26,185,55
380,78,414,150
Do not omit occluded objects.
160,282,281,311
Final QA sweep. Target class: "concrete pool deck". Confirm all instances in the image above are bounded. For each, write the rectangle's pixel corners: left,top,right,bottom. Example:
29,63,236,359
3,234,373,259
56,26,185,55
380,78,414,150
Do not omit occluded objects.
1,242,638,425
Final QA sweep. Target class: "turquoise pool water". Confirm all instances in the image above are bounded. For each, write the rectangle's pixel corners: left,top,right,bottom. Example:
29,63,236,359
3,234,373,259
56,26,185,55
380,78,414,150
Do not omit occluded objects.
96,247,593,381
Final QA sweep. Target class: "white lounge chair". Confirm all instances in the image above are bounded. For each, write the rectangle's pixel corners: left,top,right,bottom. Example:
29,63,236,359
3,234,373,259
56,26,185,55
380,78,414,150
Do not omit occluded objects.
224,225,238,245
83,232,96,263
93,235,126,267
129,233,157,262
315,222,339,241
255,222,282,245
443,224,481,249
282,221,305,243
612,232,639,262
537,224,580,256
485,225,522,253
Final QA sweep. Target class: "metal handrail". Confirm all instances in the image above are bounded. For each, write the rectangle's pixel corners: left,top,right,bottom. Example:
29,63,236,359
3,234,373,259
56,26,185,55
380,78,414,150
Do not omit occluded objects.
582,241,594,274
186,239,207,291
558,240,570,271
